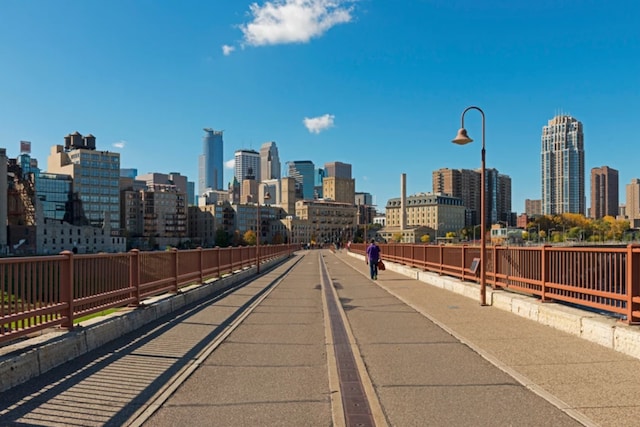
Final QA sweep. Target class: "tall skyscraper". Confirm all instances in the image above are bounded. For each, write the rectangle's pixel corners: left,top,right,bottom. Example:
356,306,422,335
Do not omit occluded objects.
259,141,281,182
487,169,512,224
541,115,585,215
234,149,260,183
287,160,315,200
591,166,619,219
199,128,224,195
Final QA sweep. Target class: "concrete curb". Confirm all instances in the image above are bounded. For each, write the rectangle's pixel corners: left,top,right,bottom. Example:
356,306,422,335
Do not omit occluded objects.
352,252,640,361
0,255,288,393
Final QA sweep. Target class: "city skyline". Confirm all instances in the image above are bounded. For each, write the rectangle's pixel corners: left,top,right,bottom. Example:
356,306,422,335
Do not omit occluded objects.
1,1,639,214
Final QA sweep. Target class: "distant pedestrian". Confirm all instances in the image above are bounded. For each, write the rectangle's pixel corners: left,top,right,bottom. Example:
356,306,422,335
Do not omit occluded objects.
365,238,381,280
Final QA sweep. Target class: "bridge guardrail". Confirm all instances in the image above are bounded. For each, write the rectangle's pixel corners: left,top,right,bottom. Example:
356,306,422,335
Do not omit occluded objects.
351,242,640,324
1,244,296,345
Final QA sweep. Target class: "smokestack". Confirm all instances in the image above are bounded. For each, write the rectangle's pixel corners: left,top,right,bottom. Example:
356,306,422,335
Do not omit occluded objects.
400,173,406,230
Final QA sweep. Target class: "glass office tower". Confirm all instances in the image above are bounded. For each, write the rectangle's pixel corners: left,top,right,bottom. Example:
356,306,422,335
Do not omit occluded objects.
288,160,315,200
199,128,224,195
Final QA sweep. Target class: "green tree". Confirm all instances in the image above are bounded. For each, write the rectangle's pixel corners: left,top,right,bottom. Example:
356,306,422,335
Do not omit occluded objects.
392,232,403,243
214,227,230,247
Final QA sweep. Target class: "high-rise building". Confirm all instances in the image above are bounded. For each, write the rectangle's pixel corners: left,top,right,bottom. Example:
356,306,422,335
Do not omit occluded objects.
591,166,619,219
626,179,640,223
541,115,585,215
324,161,352,179
137,172,189,197
433,168,479,226
287,160,315,200
432,167,512,226
314,168,325,199
47,132,121,230
280,177,296,215
525,199,542,216
199,128,224,195
355,192,373,206
487,168,512,225
187,181,195,206
234,149,260,183
322,176,355,204
259,141,281,182
121,177,187,247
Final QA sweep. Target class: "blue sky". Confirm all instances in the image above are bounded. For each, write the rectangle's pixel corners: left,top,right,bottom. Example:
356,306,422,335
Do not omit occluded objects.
1,0,639,214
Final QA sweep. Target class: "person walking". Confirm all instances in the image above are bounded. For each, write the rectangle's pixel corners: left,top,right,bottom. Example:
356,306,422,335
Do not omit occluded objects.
365,238,381,280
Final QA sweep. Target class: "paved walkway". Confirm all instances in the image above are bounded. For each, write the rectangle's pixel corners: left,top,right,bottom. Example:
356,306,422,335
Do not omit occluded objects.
147,249,639,426
2,249,640,426
335,250,640,427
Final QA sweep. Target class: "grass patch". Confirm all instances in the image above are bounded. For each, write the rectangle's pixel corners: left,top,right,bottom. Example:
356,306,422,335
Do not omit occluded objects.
74,309,119,324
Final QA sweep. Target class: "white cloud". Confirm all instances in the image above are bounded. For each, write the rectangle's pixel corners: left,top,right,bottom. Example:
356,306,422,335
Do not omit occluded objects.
303,113,335,134
113,140,126,149
222,44,236,56
240,0,355,46
225,159,235,169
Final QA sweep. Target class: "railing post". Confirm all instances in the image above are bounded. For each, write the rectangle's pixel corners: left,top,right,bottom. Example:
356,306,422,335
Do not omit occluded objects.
198,247,204,284
216,247,221,278
130,249,140,305
462,244,468,281
541,245,550,302
439,244,444,275
411,244,415,268
626,244,640,324
60,250,74,329
173,248,179,293
493,245,502,291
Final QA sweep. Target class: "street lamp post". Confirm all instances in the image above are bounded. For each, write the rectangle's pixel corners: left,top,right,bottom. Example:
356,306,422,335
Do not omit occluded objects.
452,106,487,306
256,190,271,274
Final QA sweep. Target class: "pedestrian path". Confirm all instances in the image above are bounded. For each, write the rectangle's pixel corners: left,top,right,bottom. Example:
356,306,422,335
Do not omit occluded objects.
2,250,640,426
338,250,640,427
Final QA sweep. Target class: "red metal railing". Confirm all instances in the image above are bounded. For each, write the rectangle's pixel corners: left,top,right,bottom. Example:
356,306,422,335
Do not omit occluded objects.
0,244,296,344
353,243,640,324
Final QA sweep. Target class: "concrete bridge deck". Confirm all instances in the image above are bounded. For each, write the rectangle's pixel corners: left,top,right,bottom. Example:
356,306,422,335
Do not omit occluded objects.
1,249,640,426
